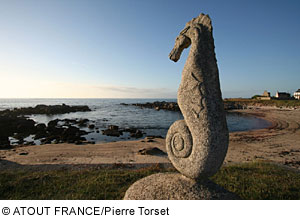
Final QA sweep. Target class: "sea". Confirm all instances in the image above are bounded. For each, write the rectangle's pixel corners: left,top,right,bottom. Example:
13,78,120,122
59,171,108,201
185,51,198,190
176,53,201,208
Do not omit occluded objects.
0,98,272,144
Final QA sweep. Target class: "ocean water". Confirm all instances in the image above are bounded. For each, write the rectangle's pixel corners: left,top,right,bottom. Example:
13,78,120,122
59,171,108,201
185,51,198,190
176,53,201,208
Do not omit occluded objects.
0,98,272,143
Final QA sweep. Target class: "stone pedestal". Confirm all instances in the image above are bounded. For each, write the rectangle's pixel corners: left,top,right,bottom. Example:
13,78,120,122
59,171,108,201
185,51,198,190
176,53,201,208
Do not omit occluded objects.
124,173,239,200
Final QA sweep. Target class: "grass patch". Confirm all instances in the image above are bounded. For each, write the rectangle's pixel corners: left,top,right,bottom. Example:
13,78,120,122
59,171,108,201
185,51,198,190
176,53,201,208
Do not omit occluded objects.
0,165,165,200
212,162,300,199
0,162,299,199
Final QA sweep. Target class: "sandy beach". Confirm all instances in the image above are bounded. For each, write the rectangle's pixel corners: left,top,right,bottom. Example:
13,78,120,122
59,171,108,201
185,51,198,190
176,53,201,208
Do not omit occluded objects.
1,107,300,170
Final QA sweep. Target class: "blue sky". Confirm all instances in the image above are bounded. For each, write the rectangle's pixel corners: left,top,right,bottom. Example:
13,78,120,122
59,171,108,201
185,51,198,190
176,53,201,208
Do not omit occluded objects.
0,0,299,98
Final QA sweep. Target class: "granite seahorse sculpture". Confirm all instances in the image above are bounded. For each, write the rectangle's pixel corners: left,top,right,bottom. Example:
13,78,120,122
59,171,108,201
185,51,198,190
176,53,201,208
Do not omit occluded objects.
166,13,229,179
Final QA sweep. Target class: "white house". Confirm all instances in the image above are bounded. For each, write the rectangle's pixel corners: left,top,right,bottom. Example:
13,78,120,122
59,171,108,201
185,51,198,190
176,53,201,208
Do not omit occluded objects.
294,89,300,100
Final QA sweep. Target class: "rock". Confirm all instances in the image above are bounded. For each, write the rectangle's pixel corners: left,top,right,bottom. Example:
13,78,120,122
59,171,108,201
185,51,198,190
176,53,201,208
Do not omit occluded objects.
88,124,95,129
124,173,239,200
36,123,46,131
17,139,24,145
13,133,27,140
62,126,80,136
146,135,163,139
138,147,167,156
0,115,36,147
41,136,55,144
0,136,11,149
19,152,28,156
279,150,290,156
16,119,36,134
46,126,64,135
48,119,59,128
37,118,89,144
34,130,48,139
78,119,89,127
0,104,91,116
130,130,143,138
60,126,87,143
102,129,121,137
124,101,180,112
123,128,134,132
108,125,119,130
102,125,122,137
122,100,246,112
61,119,78,126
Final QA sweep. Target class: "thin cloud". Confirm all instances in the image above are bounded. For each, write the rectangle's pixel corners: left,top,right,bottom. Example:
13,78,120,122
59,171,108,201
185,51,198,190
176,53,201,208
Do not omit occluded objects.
95,85,176,98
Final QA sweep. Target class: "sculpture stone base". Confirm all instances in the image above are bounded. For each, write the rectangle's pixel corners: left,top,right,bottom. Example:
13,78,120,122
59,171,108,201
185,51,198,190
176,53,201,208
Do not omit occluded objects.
124,173,239,200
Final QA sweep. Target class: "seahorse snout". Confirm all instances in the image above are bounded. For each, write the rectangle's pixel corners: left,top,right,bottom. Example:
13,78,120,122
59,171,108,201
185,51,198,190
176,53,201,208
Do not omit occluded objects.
169,48,180,62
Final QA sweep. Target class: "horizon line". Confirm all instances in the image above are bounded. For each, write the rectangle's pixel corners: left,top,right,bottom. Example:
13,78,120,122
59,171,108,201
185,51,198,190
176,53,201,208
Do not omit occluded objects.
0,97,178,99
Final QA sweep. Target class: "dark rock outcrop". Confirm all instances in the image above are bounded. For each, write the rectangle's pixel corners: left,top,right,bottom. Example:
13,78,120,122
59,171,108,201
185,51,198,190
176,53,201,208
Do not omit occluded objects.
0,113,91,147
102,125,122,137
0,104,91,117
0,136,11,149
122,101,180,112
101,125,145,138
138,147,167,156
130,129,143,138
0,115,37,148
0,104,93,147
122,100,246,112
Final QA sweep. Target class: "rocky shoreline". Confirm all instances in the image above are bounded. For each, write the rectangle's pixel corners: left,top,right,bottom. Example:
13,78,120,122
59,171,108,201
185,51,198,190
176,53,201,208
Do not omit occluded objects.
121,100,300,112
0,104,94,148
121,101,180,111
0,103,91,116
0,104,149,149
121,101,245,111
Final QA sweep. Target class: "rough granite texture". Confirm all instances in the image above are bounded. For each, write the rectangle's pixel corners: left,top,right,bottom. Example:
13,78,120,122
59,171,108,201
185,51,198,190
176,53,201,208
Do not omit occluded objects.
166,13,229,179
124,14,234,200
124,173,239,200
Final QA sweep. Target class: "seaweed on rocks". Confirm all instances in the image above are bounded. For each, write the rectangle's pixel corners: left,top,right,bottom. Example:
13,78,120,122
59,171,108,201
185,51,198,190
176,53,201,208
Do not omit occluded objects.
0,104,93,148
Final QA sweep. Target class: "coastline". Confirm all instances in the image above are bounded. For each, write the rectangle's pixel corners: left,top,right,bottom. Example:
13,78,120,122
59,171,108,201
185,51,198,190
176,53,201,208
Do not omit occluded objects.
225,107,300,169
0,107,299,170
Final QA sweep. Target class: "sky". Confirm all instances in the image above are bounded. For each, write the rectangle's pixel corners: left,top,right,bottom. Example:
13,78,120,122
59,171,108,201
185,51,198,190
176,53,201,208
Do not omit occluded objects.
0,0,299,98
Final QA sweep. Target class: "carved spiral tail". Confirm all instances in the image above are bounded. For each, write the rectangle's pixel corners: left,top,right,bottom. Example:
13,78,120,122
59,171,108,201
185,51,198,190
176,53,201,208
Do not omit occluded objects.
166,120,192,159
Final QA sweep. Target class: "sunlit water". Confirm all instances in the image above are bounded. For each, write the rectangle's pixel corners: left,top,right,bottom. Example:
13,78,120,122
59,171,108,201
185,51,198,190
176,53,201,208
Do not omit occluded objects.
0,98,272,143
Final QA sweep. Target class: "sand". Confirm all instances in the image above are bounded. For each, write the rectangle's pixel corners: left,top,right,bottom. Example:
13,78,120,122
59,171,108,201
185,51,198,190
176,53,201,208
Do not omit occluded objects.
0,107,300,170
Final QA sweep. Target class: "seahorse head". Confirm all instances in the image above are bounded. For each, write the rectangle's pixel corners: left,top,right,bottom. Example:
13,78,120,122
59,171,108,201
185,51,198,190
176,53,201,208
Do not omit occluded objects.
169,13,212,62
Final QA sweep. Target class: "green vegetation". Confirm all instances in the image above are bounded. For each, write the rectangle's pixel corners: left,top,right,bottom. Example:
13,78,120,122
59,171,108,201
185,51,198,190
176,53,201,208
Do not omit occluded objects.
0,165,166,200
0,162,299,200
212,162,300,199
251,95,261,99
224,98,300,108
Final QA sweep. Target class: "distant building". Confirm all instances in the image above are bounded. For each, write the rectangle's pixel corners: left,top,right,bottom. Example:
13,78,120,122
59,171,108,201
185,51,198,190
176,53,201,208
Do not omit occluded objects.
275,91,291,100
262,90,270,97
256,90,271,100
294,89,300,100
